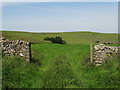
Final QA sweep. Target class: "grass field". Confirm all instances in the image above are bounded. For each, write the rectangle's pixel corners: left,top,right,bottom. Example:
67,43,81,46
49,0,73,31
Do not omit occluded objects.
2,44,119,88
1,31,119,88
1,31,119,44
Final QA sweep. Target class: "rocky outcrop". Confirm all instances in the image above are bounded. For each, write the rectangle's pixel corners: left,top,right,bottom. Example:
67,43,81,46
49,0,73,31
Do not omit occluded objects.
0,37,31,62
93,44,119,66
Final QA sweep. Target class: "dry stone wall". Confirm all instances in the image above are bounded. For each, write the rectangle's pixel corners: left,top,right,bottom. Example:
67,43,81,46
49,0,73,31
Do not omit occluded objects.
93,44,119,66
0,37,31,62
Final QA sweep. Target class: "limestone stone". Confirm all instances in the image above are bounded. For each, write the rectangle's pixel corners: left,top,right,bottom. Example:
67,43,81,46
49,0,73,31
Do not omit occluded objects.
93,44,119,66
0,37,31,62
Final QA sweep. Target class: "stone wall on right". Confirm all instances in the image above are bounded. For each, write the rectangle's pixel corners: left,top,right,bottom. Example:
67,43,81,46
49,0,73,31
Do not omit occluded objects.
93,44,120,66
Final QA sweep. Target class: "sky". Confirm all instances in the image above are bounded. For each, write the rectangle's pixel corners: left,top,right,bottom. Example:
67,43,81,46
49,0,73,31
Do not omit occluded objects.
1,0,119,2
1,2,118,33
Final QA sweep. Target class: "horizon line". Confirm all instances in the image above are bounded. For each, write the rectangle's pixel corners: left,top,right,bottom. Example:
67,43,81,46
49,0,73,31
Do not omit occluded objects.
0,30,119,34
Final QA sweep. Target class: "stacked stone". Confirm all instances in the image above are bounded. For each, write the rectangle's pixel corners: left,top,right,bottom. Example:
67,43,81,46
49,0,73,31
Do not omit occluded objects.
94,44,119,66
0,37,31,62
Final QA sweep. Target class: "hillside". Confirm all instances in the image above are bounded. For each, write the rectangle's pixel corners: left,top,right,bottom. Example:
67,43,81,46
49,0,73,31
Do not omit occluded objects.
1,31,119,88
1,31,119,44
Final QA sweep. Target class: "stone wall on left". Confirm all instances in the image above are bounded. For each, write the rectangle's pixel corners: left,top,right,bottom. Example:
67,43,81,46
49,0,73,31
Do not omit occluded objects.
0,37,31,62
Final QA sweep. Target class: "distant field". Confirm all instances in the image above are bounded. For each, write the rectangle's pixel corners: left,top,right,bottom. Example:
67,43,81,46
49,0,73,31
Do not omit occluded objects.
1,31,119,44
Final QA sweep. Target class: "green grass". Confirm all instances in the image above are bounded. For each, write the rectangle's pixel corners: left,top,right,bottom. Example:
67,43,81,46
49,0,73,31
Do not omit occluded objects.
103,44,120,46
2,56,42,88
2,44,119,88
1,31,119,44
1,31,119,88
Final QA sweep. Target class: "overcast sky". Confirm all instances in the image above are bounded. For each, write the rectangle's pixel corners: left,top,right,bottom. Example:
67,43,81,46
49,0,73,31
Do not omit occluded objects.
2,2,118,33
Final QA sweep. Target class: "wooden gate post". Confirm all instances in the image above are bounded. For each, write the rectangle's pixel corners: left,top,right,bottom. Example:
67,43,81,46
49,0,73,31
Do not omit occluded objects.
90,43,93,63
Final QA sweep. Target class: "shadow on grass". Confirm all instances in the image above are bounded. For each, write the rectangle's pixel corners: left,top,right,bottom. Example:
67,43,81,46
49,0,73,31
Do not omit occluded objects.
30,58,41,65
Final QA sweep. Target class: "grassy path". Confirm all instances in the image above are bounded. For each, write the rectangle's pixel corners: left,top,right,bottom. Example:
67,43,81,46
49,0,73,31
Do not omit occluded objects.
2,44,119,88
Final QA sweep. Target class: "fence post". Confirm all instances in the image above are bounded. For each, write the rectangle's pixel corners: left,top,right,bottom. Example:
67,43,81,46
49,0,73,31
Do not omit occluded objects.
90,43,93,63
